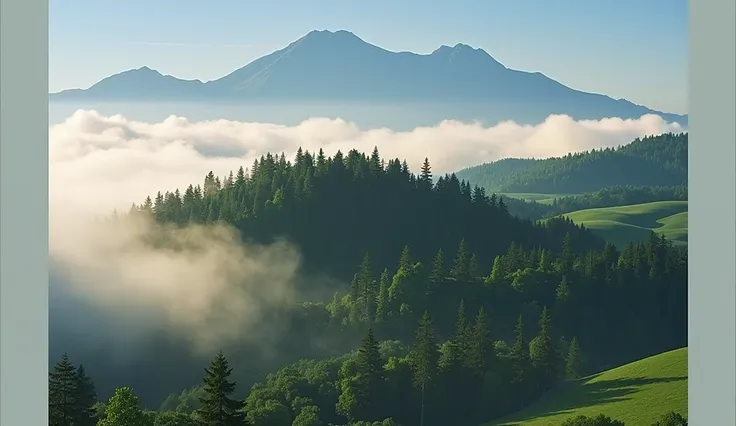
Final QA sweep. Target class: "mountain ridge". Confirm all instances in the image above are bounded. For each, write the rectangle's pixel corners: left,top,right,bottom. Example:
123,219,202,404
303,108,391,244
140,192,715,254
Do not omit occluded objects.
50,29,687,124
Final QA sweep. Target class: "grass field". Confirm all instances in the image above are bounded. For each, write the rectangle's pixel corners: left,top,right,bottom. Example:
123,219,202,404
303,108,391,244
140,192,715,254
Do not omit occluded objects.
489,348,688,426
560,201,688,247
502,193,579,205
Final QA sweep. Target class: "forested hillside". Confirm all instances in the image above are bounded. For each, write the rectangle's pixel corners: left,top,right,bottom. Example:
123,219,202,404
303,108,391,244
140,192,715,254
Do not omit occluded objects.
50,148,688,426
457,133,687,194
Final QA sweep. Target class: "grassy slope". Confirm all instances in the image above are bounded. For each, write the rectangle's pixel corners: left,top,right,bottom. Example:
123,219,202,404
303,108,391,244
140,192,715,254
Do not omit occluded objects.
502,193,580,205
489,348,688,426
560,201,688,247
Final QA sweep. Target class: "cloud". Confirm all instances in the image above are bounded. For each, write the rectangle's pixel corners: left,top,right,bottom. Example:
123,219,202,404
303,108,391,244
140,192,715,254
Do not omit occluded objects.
49,110,684,353
50,110,684,216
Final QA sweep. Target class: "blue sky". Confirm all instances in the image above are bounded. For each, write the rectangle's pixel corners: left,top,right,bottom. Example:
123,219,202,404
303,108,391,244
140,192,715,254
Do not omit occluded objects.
50,0,688,114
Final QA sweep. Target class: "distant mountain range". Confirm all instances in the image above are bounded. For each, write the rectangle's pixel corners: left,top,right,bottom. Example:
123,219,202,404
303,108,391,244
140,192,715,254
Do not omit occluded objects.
50,30,687,124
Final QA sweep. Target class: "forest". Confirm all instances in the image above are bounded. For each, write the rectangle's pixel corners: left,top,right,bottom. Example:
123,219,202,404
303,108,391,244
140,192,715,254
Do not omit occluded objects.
50,146,688,426
455,133,687,194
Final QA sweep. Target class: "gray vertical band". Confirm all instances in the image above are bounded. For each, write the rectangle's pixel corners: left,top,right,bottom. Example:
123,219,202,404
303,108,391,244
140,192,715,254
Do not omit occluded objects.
0,0,50,425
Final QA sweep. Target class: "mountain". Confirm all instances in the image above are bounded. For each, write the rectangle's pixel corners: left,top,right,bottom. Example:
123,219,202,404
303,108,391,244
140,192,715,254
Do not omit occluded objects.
50,30,687,124
456,132,688,194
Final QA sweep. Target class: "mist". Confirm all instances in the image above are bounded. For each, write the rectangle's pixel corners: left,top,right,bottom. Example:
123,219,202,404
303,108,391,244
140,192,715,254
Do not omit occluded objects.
49,109,684,402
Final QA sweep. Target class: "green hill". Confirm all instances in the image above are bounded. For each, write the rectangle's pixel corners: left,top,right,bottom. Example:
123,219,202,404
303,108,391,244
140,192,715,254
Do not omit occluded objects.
560,201,688,247
456,133,687,194
489,348,688,426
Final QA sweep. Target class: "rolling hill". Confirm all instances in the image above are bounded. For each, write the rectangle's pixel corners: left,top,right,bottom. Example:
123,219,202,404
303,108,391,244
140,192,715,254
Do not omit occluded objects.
489,347,688,426
49,30,686,125
561,201,688,248
457,133,687,194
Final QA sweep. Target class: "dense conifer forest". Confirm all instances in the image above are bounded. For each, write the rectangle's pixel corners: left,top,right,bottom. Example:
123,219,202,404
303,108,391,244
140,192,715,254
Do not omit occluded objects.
50,146,688,426
456,133,687,194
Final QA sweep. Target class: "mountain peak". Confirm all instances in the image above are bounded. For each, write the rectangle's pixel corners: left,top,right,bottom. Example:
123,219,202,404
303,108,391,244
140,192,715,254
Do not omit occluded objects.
300,29,363,43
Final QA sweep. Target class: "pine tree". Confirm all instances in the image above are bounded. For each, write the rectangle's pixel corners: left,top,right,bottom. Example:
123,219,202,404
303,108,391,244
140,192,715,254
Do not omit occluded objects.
196,351,241,426
427,248,445,295
487,255,506,284
49,353,78,426
510,316,531,397
531,307,559,391
74,365,97,426
468,253,480,280
97,387,145,426
353,328,385,421
411,311,440,426
565,337,583,380
419,158,432,190
375,268,391,323
468,307,495,375
398,245,413,271
358,253,377,324
451,239,471,281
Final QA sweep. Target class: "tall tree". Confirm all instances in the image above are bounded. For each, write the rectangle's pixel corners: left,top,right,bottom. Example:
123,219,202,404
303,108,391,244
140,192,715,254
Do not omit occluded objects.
338,328,386,423
74,365,98,426
450,239,471,282
468,307,495,375
565,336,583,380
427,248,445,293
49,353,78,426
411,311,440,426
530,307,559,391
419,158,433,190
510,315,531,402
195,351,241,426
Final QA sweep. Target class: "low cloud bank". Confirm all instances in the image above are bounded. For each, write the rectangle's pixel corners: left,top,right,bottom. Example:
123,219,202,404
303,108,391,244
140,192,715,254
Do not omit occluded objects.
49,110,684,352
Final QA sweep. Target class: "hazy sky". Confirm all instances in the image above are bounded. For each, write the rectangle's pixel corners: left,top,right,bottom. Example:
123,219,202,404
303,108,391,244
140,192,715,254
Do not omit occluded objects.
50,0,688,114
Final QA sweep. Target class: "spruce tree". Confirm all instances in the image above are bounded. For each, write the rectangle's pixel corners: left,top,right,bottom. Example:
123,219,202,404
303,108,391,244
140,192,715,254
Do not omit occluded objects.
419,158,432,190
451,239,471,281
375,268,391,323
531,307,559,391
565,336,583,380
195,351,241,426
510,315,531,400
49,353,78,426
74,365,97,426
427,249,445,296
352,328,385,421
411,311,440,426
468,307,495,375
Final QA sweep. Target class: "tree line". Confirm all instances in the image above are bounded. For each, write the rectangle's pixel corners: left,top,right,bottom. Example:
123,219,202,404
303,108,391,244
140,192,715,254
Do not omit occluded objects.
456,133,687,194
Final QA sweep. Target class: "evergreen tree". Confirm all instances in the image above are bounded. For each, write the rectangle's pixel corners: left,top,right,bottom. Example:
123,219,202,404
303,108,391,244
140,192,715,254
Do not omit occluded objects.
450,239,471,281
344,328,385,422
49,353,78,426
530,307,559,391
195,351,241,426
75,365,98,426
510,316,531,401
565,337,583,380
487,255,506,284
419,158,432,190
411,312,440,426
358,253,377,324
427,248,445,294
468,307,495,375
398,245,413,272
375,268,391,323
